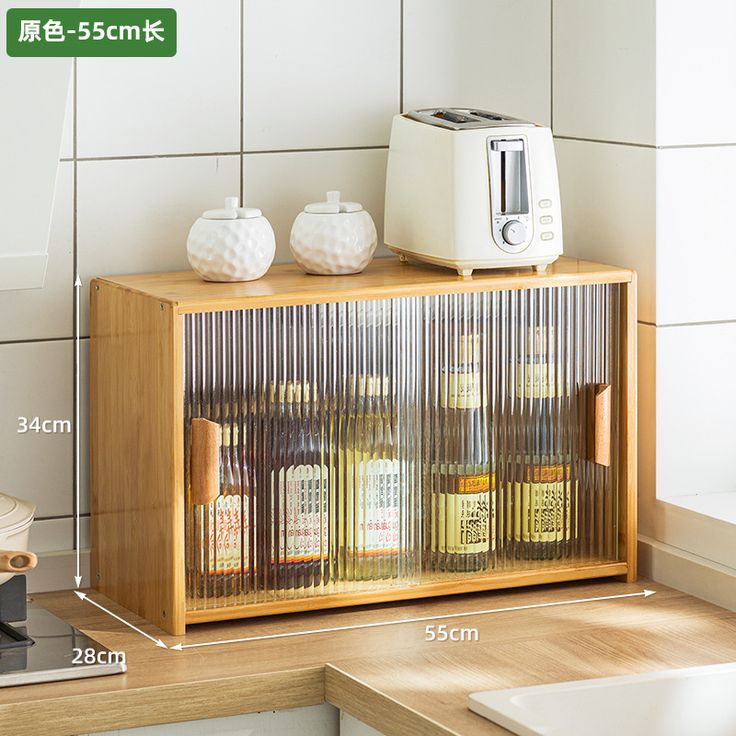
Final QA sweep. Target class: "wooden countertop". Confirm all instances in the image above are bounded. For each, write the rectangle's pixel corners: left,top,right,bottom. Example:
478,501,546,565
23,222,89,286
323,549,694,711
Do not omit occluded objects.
4,579,735,736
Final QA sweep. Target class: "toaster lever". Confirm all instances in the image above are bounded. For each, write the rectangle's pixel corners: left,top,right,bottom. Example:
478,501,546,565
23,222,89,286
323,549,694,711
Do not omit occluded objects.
491,140,524,152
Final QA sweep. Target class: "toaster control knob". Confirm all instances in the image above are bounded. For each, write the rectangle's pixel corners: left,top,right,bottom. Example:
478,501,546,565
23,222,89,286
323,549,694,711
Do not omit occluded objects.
502,220,527,246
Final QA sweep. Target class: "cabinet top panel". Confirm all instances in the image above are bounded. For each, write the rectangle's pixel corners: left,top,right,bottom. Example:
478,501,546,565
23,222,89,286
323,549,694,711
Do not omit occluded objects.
93,256,634,314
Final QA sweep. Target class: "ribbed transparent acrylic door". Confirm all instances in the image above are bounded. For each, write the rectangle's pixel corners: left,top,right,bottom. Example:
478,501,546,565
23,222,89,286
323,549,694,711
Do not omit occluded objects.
184,284,621,610
184,299,423,610
493,284,620,565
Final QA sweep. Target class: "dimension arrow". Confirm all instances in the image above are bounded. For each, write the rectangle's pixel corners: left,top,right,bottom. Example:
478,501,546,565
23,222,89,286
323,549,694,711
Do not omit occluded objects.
170,589,656,651
73,273,82,588
74,591,167,648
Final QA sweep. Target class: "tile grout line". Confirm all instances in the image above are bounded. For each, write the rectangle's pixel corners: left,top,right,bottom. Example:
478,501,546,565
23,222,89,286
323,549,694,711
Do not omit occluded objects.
62,145,389,164
555,134,736,151
36,514,91,522
658,318,736,329
638,318,736,329
550,0,553,130
657,141,736,150
0,336,81,346
239,0,244,205
399,0,404,113
63,138,736,163
72,56,79,555
554,135,656,150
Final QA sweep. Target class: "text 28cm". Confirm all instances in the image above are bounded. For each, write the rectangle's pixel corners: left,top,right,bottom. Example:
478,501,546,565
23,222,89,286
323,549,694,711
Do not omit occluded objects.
72,647,126,665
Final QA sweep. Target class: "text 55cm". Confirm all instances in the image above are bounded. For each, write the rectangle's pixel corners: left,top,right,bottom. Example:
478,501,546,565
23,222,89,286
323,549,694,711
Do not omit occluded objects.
425,624,479,642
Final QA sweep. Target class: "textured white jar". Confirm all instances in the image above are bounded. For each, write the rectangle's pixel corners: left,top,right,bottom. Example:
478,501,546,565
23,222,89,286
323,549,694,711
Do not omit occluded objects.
187,197,275,282
290,191,377,275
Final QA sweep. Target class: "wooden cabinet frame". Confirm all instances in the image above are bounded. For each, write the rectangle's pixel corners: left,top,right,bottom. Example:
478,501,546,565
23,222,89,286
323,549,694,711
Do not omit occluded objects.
91,257,637,636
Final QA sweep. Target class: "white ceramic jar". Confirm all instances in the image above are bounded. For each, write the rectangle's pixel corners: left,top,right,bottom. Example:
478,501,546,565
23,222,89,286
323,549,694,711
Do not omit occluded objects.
187,197,275,282
290,191,377,275
0,492,37,585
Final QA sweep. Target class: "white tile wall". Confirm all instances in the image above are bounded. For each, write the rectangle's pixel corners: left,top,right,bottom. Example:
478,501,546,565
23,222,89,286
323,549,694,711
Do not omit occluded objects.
552,0,736,597
404,0,551,125
30,518,74,554
0,340,73,518
555,138,656,322
243,0,400,151
77,155,240,333
81,515,90,549
80,338,90,516
340,712,386,736
656,146,736,325
0,162,73,342
244,149,390,264
1,2,554,569
77,0,240,157
656,0,736,146
637,323,657,538
656,322,736,498
60,73,74,160
553,0,655,144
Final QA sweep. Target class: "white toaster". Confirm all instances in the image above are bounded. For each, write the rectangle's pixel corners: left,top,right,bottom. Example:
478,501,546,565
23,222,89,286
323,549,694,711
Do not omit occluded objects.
384,108,563,277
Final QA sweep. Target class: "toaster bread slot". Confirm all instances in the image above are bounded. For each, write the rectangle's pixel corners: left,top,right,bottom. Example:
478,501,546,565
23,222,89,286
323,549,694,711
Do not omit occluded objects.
431,109,475,125
491,139,528,216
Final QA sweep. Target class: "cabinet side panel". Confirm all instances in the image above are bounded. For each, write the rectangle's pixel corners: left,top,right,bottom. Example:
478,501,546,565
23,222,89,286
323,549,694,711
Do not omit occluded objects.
91,282,184,635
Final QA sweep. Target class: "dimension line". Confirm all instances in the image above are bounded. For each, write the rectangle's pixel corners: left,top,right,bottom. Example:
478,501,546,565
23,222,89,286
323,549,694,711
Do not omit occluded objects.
74,591,167,648
73,273,82,589
171,589,656,650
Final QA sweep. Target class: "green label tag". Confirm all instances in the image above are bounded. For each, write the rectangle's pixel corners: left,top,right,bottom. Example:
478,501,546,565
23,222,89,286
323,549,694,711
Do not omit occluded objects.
6,8,177,57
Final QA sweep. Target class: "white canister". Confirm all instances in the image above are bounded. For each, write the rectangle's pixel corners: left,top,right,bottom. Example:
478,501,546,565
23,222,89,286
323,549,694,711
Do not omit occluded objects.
0,492,37,585
290,191,377,275
187,197,276,282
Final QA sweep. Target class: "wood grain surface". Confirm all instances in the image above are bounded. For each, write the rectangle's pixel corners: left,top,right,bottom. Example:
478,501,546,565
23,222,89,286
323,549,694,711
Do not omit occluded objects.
2,579,733,736
90,282,185,634
91,257,638,634
95,256,634,314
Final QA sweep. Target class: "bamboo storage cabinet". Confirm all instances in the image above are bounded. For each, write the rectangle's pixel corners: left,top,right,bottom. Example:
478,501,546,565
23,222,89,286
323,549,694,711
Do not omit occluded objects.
91,257,637,636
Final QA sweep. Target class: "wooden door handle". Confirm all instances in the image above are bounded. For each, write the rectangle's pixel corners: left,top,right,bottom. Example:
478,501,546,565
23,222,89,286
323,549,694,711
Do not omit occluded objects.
588,383,612,466
190,418,221,505
0,550,38,573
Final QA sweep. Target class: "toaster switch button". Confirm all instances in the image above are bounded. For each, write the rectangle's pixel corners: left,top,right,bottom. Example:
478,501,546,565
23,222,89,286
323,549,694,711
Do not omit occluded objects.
539,199,553,208
502,220,527,246
540,215,553,224
541,231,554,241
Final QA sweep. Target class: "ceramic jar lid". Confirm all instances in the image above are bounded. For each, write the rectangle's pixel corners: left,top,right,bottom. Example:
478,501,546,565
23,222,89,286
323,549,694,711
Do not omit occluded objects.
202,196,262,220
0,493,36,535
303,191,363,215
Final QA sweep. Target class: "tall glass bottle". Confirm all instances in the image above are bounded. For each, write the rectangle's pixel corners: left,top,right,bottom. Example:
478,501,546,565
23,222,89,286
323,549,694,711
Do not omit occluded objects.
343,374,401,581
432,330,494,573
203,421,243,598
505,326,577,560
270,380,329,591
